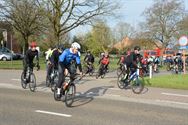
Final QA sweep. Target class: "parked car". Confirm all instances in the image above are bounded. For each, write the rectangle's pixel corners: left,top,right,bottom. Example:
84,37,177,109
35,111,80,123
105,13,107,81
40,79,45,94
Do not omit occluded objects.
0,47,23,61
0,52,12,61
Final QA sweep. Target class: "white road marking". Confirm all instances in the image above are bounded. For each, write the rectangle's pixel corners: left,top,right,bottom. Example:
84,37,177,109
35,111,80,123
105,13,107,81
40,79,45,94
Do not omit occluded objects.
0,83,16,87
35,110,72,117
155,99,188,106
108,88,120,90
161,92,188,98
104,94,121,97
11,79,21,81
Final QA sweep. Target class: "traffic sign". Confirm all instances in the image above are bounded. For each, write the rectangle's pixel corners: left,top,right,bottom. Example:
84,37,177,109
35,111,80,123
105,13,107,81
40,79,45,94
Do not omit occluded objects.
179,46,188,50
179,36,188,46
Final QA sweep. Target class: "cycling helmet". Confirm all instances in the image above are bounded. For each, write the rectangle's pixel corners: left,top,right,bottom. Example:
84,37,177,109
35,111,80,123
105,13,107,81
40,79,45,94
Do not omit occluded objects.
71,42,81,49
30,41,37,48
134,46,141,51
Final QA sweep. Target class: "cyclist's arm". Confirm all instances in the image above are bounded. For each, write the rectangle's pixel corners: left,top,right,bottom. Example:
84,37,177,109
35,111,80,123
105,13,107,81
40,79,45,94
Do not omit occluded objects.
25,50,30,64
84,55,87,62
76,55,82,72
59,51,67,62
36,51,39,65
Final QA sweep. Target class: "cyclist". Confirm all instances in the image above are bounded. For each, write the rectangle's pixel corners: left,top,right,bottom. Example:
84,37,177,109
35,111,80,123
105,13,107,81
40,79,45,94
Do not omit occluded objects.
57,42,82,97
154,56,160,72
47,46,64,81
174,53,183,72
23,41,40,81
84,50,95,74
123,46,141,81
99,52,110,72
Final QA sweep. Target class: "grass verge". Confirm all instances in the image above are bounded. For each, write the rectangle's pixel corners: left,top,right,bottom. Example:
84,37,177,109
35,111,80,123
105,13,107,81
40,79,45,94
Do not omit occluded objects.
144,74,188,90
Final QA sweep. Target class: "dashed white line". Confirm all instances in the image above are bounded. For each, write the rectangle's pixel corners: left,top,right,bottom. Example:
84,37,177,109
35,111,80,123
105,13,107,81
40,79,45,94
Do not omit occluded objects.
104,94,121,97
155,99,188,106
35,110,72,117
108,88,120,90
11,79,21,81
161,92,188,98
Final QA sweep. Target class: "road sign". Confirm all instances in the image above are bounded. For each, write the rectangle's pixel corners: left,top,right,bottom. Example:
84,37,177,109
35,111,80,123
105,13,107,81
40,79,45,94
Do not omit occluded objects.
179,46,188,50
179,36,188,46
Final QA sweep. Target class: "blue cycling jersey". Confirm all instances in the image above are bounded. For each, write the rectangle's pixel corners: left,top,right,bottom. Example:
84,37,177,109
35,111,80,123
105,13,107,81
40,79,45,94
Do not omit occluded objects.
59,49,81,65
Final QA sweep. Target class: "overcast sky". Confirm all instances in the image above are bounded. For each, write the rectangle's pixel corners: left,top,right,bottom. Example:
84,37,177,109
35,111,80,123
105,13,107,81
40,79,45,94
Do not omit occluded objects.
71,0,188,36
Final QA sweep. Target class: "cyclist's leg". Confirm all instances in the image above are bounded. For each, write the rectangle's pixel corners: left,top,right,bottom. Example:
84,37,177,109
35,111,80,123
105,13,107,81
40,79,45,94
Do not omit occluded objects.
23,59,27,79
57,62,66,95
47,64,53,78
67,63,77,82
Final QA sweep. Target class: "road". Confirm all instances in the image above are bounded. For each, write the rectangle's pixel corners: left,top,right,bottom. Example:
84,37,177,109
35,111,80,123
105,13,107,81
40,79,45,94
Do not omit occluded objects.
1,88,188,125
0,69,188,125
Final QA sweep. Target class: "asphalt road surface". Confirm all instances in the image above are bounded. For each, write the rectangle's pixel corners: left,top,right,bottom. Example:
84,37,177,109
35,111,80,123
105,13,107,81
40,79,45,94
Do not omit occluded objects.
1,88,188,125
0,69,188,125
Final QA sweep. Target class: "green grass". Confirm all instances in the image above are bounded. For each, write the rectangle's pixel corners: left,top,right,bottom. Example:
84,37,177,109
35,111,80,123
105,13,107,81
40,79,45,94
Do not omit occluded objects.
0,57,47,70
144,74,188,90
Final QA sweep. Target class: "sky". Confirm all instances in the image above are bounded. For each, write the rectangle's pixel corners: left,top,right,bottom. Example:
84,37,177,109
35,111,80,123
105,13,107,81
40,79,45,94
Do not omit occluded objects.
71,0,188,36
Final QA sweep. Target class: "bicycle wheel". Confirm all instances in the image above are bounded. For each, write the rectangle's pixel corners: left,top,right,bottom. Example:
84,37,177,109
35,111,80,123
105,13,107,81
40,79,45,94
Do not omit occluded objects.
53,86,61,101
117,67,122,76
117,73,126,89
21,72,27,89
65,83,76,107
96,71,100,79
51,74,58,92
166,63,170,71
29,73,36,92
131,76,144,94
89,66,95,76
82,65,88,75
46,76,50,87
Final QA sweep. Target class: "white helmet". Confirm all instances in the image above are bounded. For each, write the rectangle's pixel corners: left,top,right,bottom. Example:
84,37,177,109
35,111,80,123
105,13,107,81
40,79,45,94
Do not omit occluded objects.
71,42,81,49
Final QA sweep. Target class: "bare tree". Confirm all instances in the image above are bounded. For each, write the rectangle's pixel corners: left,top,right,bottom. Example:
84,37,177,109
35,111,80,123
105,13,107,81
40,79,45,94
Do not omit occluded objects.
0,0,46,54
114,22,135,42
40,0,119,45
178,14,188,36
143,0,184,49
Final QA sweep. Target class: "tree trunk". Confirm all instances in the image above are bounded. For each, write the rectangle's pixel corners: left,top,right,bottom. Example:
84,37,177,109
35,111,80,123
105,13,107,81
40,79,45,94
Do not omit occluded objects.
23,36,29,55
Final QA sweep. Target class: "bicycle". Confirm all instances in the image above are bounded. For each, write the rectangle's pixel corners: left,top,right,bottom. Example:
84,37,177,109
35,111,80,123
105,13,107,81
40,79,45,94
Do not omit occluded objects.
82,62,95,76
117,67,144,94
96,64,107,79
171,63,183,74
54,74,83,107
116,63,127,76
21,65,39,92
46,67,59,92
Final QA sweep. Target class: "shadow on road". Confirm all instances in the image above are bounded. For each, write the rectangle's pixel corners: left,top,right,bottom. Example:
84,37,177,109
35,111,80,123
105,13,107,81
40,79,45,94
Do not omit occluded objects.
70,86,114,108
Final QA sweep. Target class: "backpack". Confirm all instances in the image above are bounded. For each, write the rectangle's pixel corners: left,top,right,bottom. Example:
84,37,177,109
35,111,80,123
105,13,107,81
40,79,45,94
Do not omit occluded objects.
101,57,109,65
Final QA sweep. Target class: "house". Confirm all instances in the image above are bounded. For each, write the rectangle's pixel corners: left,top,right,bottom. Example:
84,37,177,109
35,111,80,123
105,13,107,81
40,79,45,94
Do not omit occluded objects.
0,22,20,53
113,37,135,50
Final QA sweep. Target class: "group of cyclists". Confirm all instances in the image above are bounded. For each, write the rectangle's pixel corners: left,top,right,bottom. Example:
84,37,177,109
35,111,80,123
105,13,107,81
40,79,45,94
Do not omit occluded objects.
22,41,187,95
22,41,112,98
165,54,184,73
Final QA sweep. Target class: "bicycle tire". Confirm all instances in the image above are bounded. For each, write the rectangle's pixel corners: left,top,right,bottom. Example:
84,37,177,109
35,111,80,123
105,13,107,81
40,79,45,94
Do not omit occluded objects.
65,83,76,107
89,66,95,76
166,63,171,71
117,73,126,89
131,76,144,94
53,86,61,101
21,72,27,89
51,74,58,92
51,81,56,92
46,76,50,87
116,67,122,76
83,65,88,75
96,71,99,79
29,73,36,92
